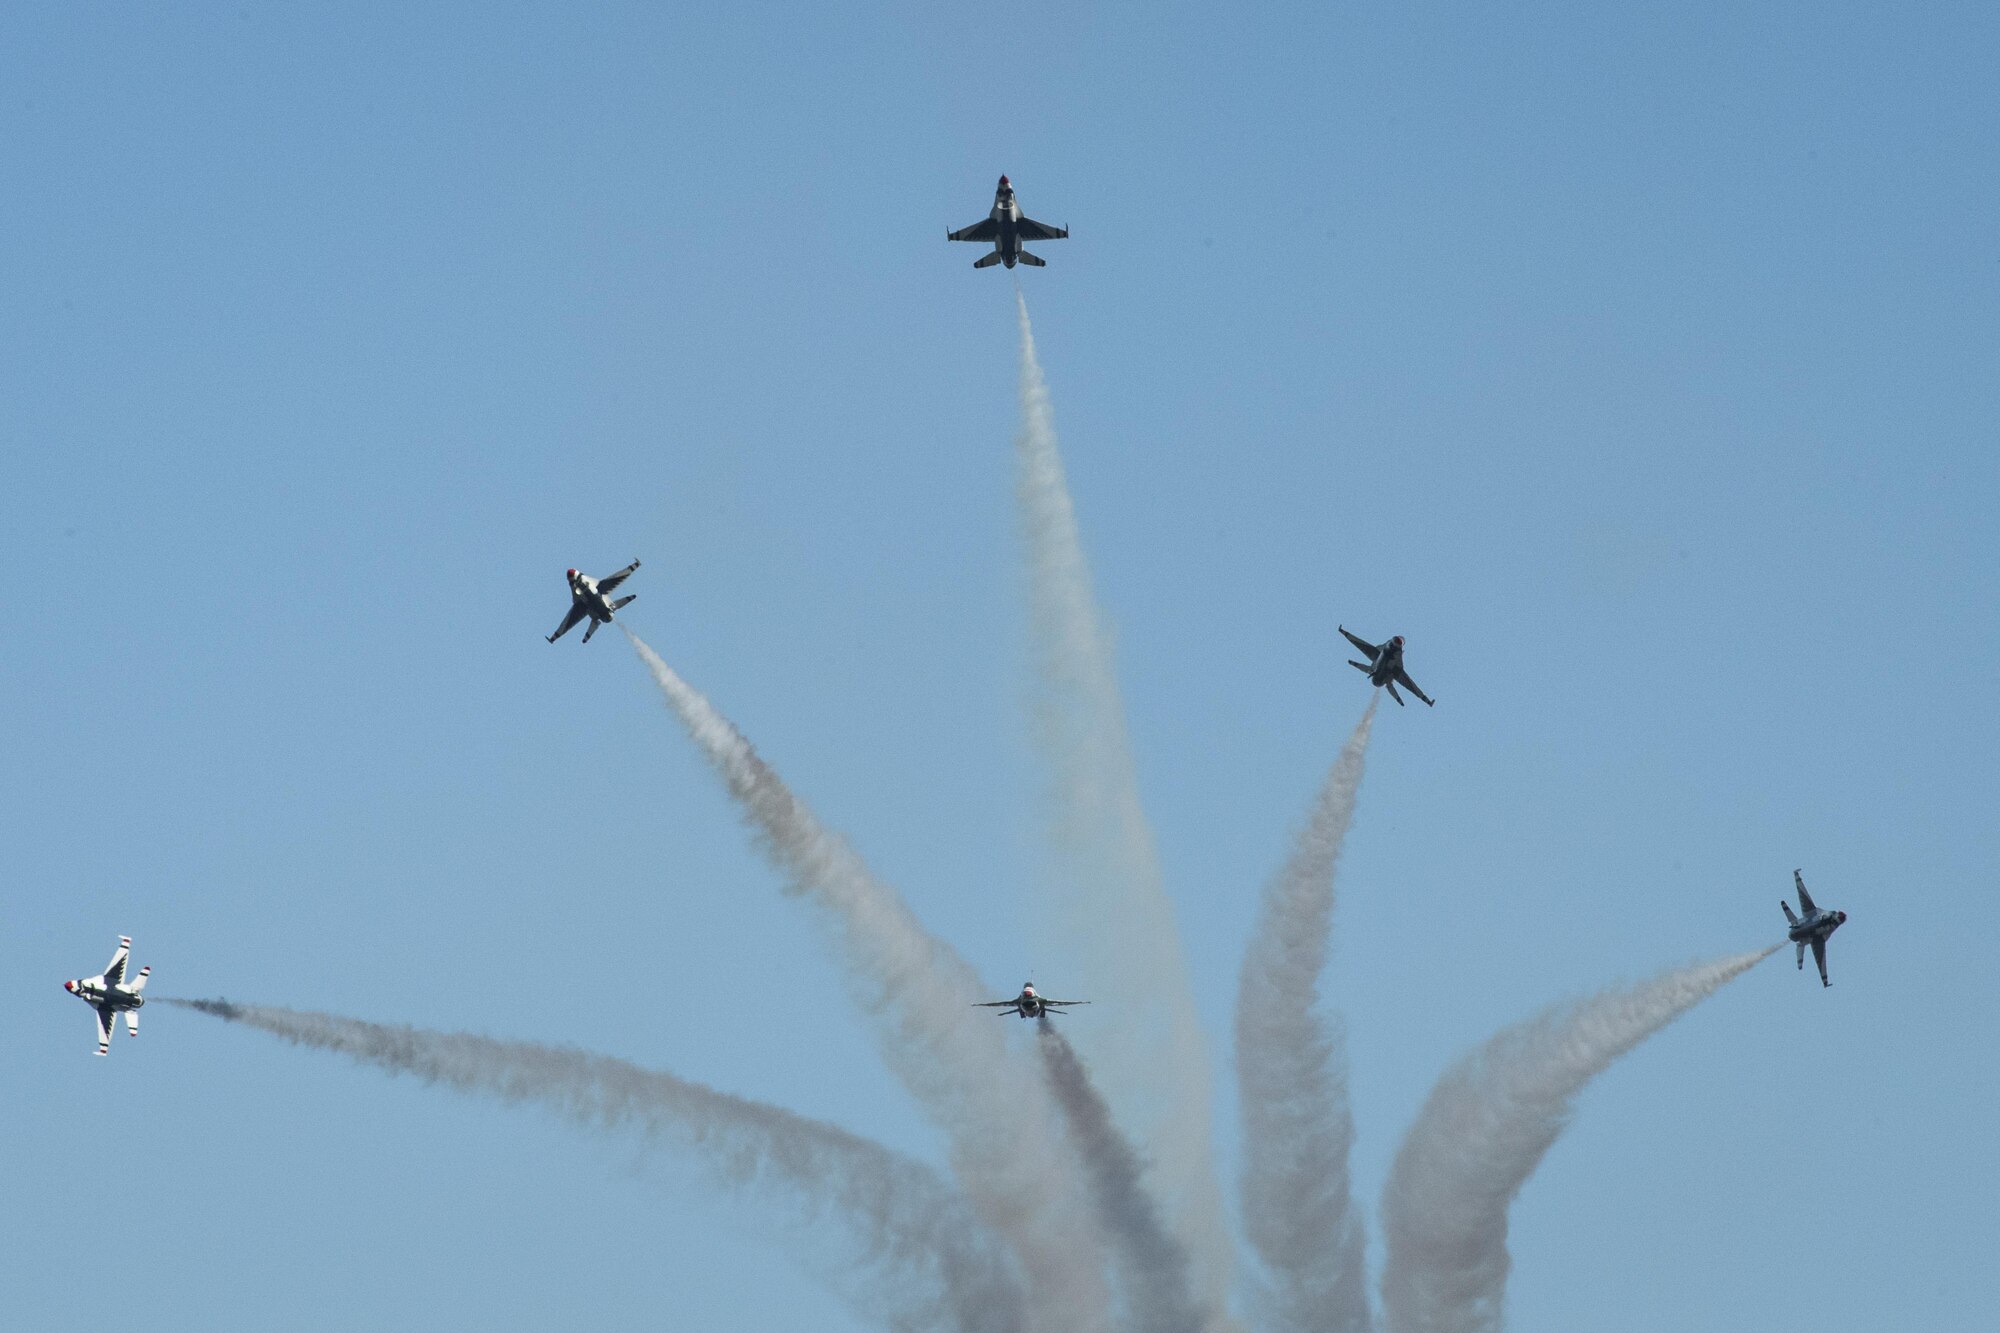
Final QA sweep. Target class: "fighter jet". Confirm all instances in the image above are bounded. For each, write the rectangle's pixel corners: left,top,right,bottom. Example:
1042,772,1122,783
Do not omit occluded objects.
63,936,150,1056
947,176,1069,269
547,560,641,644
1782,869,1847,987
1340,625,1435,707
974,982,1089,1019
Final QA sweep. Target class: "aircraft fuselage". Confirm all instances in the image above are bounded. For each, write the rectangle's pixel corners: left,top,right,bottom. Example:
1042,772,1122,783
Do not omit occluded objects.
985,186,1026,266
65,981,144,1011
568,575,615,624
1367,641,1406,687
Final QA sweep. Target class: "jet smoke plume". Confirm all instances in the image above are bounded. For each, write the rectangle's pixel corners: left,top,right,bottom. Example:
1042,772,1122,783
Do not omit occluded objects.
1013,290,1234,1316
1376,946,1781,1333
1235,699,1378,1333
1036,1020,1215,1333
623,628,1113,1333
160,997,1023,1333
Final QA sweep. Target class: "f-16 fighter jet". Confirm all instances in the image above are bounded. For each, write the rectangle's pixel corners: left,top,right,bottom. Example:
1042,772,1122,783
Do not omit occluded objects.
1782,869,1847,987
974,982,1089,1019
63,936,150,1056
948,175,1069,269
547,560,641,644
1340,625,1435,707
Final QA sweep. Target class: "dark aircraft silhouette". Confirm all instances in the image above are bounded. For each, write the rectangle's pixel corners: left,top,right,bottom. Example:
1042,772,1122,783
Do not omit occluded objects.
1340,625,1434,707
973,982,1088,1019
1783,869,1847,987
948,176,1068,269
547,560,640,644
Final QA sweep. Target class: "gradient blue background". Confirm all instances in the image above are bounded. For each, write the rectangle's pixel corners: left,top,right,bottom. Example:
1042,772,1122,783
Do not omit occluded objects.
4,3,1993,1329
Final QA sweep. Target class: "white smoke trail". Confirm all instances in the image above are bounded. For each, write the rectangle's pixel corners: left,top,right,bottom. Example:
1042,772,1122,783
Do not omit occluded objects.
162,997,1023,1333
1013,290,1235,1316
1036,1020,1217,1333
1377,946,1781,1333
623,629,1113,1333
1235,699,1378,1333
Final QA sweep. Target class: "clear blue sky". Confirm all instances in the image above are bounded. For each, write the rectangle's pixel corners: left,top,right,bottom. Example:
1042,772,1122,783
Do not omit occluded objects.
3,3,1993,1329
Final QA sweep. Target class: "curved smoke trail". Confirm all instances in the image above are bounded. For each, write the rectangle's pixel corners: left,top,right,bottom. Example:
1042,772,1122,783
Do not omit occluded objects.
1036,1020,1216,1333
1235,699,1378,1333
161,997,1023,1333
623,629,1113,1333
1013,291,1234,1317
1377,946,1780,1333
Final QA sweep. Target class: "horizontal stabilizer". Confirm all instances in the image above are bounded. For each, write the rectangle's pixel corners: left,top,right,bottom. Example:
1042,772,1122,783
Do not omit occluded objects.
611,594,637,611
130,965,150,993
1349,660,1372,673
1016,250,1046,267
125,1010,139,1036
973,251,1005,269
1781,901,1800,926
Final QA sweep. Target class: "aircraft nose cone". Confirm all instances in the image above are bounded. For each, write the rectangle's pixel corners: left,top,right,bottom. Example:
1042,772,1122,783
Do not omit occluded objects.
63,980,74,992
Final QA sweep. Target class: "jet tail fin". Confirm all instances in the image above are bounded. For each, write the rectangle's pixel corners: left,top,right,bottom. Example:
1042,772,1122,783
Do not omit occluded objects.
1016,249,1046,267
130,966,150,993
610,595,637,612
973,251,1005,269
1780,901,1800,927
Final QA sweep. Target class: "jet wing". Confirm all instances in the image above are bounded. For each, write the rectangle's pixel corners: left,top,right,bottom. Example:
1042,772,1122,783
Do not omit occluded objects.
102,938,131,988
1393,668,1436,707
1339,626,1382,660
94,1005,115,1055
596,560,641,594
547,603,587,643
1794,870,1818,916
974,1000,1021,1007
1014,217,1068,241
1039,999,1089,1008
949,219,1000,243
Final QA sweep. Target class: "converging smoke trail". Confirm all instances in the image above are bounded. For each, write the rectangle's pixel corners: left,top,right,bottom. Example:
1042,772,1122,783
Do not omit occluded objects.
161,998,1022,1333
1235,699,1378,1333
1037,1020,1215,1333
623,629,1113,1333
1376,946,1781,1333
1013,291,1235,1317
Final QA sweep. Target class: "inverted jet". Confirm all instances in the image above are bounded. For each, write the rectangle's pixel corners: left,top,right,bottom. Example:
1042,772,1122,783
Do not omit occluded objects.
63,936,150,1056
1340,625,1435,707
1782,869,1847,987
974,982,1088,1019
547,559,641,644
948,176,1069,269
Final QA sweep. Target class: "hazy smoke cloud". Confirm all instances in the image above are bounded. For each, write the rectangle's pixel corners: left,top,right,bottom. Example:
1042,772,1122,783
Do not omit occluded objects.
1036,1020,1216,1333
623,629,1113,1332
1013,291,1234,1317
1235,700,1378,1333
162,998,1022,1333
1377,947,1781,1333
